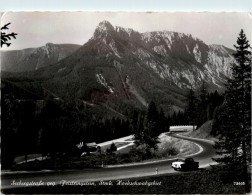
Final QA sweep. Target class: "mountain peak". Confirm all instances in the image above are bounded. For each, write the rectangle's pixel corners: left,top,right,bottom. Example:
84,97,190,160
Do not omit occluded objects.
93,20,115,39
96,21,114,32
98,20,113,28
45,42,55,48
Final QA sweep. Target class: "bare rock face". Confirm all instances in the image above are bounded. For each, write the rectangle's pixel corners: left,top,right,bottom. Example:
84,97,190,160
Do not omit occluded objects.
83,21,234,90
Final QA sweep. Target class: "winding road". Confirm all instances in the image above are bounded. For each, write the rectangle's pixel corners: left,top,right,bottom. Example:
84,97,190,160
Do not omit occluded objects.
1,133,217,190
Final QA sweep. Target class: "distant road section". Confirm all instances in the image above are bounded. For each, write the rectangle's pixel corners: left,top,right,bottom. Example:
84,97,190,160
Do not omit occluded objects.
97,135,133,147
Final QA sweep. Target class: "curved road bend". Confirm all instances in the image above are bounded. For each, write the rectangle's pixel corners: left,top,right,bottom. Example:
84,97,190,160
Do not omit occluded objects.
2,133,216,189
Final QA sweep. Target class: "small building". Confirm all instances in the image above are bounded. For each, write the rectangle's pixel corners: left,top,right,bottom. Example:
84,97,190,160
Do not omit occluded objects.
76,141,98,152
86,142,97,152
169,125,196,133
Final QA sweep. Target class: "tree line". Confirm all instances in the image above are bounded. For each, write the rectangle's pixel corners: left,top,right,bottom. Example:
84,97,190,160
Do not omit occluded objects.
169,88,223,128
1,98,131,169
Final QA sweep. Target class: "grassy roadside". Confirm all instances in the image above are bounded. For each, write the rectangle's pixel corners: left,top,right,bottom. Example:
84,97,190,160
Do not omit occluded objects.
3,166,250,194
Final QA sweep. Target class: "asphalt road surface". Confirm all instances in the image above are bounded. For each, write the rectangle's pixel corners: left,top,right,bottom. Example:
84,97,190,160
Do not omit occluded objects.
1,133,216,190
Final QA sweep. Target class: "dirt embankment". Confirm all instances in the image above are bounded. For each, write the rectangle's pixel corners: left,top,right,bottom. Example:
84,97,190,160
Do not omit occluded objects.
157,133,200,158
182,120,218,142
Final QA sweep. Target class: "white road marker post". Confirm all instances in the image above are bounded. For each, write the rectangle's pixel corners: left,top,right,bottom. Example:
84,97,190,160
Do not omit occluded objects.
156,168,158,175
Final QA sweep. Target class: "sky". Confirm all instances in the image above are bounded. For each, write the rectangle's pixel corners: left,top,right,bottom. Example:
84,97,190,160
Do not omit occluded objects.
0,0,251,12
1,12,251,50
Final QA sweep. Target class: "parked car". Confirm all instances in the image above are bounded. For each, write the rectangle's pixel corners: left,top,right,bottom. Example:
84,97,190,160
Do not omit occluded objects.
171,158,199,171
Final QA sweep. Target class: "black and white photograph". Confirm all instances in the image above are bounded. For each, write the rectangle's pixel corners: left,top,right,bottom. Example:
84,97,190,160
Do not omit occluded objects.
0,11,251,194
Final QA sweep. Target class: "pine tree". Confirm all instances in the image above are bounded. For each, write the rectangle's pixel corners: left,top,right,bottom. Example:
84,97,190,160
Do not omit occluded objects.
144,101,160,151
110,143,117,152
146,101,159,122
185,88,198,130
131,110,139,134
158,108,169,133
133,112,144,146
213,29,251,192
171,112,177,125
1,23,17,47
197,82,208,126
133,101,160,153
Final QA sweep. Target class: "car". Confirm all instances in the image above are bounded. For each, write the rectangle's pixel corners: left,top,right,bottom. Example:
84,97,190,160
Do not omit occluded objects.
171,158,199,171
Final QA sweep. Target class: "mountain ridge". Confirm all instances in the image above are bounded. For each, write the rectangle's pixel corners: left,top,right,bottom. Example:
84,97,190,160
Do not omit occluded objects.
1,43,81,72
2,21,235,113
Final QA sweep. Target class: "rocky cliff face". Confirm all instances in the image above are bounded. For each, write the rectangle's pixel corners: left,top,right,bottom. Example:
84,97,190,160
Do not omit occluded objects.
86,21,234,91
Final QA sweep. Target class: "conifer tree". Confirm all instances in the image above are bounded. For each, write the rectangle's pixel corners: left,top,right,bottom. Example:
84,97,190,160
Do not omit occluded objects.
133,112,144,146
197,82,208,126
145,101,160,135
171,112,177,125
133,101,160,153
1,23,17,47
213,29,251,192
185,88,198,130
158,108,169,132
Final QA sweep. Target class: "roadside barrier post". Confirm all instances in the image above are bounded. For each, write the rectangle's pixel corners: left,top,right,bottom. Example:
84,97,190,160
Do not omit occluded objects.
156,168,158,175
